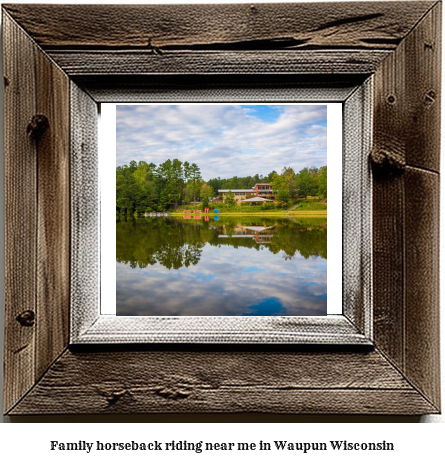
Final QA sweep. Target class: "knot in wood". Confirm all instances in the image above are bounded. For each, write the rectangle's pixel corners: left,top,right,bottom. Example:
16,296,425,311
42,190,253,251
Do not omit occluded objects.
105,390,128,405
27,115,49,140
154,386,191,400
370,149,405,177
16,310,35,327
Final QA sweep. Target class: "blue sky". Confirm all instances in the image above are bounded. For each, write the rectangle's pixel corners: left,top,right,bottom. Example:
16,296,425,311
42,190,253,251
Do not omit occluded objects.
116,104,327,180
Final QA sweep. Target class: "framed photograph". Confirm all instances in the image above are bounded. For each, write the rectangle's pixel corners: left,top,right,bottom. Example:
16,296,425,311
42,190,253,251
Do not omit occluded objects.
110,102,336,320
3,2,440,415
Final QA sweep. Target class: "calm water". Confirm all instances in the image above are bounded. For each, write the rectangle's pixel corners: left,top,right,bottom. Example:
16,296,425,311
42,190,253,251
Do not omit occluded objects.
116,215,327,316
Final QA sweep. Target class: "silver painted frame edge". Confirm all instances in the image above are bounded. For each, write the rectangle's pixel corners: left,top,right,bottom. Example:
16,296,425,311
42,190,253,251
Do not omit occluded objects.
70,81,373,345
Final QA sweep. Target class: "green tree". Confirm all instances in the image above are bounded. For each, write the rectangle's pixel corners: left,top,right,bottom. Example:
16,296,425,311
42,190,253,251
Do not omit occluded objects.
154,159,185,209
227,176,239,189
119,197,131,216
271,167,298,204
296,168,316,198
208,177,222,194
184,184,194,204
224,190,236,207
183,161,191,204
171,158,184,208
265,170,278,182
200,183,214,201
133,161,156,190
317,165,327,199
189,163,201,204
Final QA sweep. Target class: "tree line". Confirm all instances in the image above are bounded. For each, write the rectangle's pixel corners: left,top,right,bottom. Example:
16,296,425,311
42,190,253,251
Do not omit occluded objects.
271,166,327,203
116,159,327,215
116,159,212,216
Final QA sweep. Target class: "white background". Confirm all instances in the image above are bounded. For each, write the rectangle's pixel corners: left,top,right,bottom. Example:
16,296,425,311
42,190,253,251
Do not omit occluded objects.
0,0,444,461
101,103,342,315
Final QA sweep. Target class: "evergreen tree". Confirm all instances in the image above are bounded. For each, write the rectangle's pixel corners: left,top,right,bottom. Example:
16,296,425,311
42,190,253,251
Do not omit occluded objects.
189,163,201,203
116,160,327,213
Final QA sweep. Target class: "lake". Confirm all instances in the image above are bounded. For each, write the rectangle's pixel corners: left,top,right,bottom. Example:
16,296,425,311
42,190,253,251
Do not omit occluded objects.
116,215,327,316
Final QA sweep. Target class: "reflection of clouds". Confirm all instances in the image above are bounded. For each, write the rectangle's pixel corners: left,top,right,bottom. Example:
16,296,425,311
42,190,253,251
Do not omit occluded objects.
244,297,286,316
117,243,327,317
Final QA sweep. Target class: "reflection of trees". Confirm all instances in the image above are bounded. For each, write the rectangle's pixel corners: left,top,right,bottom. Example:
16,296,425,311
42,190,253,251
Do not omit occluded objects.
270,222,327,260
116,218,206,270
116,216,327,269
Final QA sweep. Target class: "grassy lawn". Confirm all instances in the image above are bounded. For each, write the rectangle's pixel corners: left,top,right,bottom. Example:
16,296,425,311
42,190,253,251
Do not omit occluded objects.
170,197,327,217
128,197,328,218
170,211,326,217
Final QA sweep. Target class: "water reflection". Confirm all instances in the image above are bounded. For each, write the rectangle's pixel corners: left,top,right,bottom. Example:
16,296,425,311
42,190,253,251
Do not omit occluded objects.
116,216,327,316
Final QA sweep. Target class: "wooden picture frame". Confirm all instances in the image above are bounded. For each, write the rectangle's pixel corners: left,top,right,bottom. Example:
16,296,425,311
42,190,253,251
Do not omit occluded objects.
2,2,440,415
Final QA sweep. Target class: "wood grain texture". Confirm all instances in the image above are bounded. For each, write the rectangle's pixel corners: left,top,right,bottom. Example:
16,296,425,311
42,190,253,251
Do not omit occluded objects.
3,12,37,414
372,37,405,376
3,2,441,416
70,83,99,341
46,50,391,77
372,174,405,369
404,2,441,172
3,2,435,50
342,81,372,337
9,349,438,415
75,316,370,345
35,43,71,380
404,167,440,409
3,11,71,413
371,2,441,172
372,3,441,411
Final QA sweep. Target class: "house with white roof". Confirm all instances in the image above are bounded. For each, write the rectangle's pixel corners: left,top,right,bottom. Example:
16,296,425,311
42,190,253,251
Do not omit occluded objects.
217,189,256,205
218,183,276,205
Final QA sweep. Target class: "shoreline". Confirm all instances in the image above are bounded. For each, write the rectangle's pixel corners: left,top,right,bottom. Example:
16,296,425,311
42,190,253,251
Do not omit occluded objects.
169,211,327,217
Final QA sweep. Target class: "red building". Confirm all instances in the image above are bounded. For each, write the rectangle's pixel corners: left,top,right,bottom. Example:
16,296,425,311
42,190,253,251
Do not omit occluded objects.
252,183,275,200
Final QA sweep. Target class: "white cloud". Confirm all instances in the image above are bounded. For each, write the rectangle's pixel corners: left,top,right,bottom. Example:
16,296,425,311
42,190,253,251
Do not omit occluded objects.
116,104,327,179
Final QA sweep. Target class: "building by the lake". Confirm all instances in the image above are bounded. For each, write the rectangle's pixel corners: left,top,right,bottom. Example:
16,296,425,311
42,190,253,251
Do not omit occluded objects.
218,183,275,205
218,224,275,243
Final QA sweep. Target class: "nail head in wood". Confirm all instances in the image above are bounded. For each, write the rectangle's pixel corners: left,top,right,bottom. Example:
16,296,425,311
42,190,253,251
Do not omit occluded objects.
16,310,35,327
424,90,436,105
26,114,49,140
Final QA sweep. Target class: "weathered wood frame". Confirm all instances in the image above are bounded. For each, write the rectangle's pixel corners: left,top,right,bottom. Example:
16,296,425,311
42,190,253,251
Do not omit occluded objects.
3,2,441,415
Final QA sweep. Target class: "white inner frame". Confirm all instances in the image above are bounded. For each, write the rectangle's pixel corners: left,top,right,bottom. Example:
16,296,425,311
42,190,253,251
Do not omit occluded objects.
100,102,342,316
